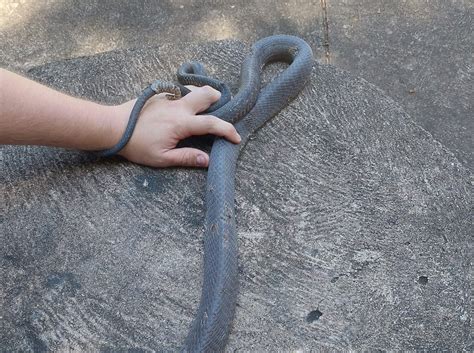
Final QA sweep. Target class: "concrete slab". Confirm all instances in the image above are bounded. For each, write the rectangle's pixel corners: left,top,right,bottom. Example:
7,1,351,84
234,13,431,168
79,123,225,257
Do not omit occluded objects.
0,0,323,71
1,0,471,167
1,40,472,351
328,0,474,168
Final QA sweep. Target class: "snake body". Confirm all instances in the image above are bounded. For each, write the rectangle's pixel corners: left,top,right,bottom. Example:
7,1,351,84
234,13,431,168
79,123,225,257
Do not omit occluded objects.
97,34,314,352
177,35,314,352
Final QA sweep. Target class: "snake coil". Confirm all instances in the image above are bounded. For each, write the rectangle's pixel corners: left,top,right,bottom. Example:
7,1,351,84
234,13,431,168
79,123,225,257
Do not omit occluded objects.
98,34,313,352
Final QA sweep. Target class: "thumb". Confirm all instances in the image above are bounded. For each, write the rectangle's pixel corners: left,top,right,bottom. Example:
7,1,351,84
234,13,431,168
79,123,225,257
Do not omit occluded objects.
162,148,209,168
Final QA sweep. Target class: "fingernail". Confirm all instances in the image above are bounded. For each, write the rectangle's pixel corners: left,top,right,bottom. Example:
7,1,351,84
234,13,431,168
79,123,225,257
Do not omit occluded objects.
197,155,207,166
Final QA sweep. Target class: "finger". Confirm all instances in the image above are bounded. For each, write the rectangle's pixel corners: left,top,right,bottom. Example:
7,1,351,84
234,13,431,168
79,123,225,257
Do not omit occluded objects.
162,148,209,168
184,115,241,144
180,85,221,114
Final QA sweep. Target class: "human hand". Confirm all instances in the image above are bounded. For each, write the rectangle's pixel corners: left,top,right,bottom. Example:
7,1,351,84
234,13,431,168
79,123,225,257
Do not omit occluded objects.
111,85,240,168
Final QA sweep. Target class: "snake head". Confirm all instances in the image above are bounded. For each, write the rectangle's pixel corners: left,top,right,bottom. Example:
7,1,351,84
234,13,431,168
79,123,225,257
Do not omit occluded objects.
150,80,182,100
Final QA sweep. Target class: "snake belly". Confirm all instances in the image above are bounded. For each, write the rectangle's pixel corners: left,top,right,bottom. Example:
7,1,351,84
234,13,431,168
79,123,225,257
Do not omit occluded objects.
179,35,314,352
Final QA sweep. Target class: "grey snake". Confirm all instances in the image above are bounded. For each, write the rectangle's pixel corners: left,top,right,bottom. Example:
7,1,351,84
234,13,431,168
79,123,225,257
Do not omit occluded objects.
98,34,313,352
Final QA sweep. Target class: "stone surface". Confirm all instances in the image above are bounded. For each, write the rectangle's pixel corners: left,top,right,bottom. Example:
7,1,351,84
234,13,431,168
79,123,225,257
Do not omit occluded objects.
328,0,474,168
1,0,471,168
0,0,323,71
1,40,472,351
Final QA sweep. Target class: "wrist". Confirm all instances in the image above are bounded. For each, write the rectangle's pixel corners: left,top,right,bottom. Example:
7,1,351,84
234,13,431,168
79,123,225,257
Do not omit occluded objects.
97,104,128,151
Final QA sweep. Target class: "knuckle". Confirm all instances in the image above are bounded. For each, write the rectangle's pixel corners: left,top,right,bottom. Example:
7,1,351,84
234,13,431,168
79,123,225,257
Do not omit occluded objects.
201,115,216,129
181,151,194,165
223,122,235,135
159,154,173,167
201,85,215,95
227,123,236,132
174,115,190,132
202,85,220,100
165,149,187,166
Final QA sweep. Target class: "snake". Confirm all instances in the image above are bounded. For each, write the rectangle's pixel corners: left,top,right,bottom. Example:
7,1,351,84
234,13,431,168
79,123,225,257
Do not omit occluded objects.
99,34,313,352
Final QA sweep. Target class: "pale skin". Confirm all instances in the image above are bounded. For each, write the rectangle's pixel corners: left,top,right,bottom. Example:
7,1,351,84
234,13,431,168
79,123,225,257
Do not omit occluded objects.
0,68,241,168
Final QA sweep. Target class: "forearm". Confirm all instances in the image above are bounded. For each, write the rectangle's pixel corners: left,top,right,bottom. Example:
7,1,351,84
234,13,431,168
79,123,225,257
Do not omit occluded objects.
0,69,124,150
0,68,240,168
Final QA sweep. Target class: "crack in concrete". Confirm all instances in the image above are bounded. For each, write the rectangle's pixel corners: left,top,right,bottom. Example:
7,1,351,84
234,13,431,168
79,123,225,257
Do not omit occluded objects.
320,0,331,64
